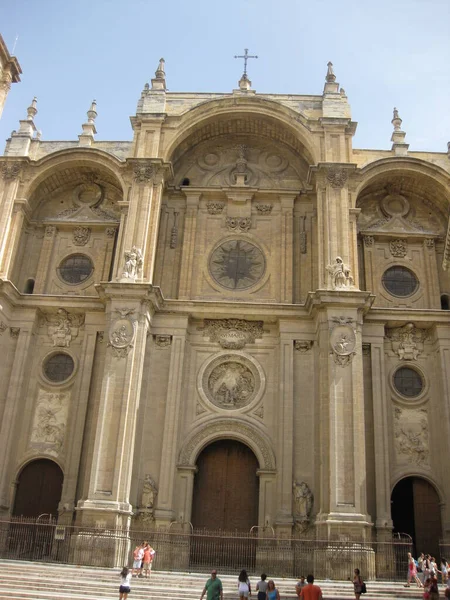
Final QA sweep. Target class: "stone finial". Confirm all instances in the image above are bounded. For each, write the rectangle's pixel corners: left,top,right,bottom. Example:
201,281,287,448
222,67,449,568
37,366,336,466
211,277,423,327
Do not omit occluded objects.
326,61,336,82
26,97,37,121
78,99,97,146
391,106,409,155
238,73,252,91
152,58,166,91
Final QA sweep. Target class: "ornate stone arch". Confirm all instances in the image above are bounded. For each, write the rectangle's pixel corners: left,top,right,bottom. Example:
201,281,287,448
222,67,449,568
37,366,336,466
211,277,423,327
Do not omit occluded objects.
178,418,276,470
163,96,318,167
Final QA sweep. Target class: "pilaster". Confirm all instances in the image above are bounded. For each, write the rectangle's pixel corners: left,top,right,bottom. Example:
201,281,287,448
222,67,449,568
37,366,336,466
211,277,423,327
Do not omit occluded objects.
0,163,22,274
279,194,295,303
76,284,157,528
178,191,201,299
308,290,373,540
155,320,188,526
34,225,58,293
0,198,30,278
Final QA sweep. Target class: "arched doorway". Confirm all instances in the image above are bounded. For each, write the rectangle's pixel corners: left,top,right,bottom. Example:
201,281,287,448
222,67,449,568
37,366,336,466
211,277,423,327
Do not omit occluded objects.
13,459,64,518
191,439,259,531
391,477,442,559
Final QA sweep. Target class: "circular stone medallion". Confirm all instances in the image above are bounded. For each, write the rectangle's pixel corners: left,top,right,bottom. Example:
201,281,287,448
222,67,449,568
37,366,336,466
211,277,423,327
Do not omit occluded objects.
209,239,265,290
201,354,262,410
109,317,135,348
330,325,356,355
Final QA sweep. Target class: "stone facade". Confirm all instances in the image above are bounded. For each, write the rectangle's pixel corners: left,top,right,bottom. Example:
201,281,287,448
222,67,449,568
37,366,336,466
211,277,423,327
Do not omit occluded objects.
1,56,450,545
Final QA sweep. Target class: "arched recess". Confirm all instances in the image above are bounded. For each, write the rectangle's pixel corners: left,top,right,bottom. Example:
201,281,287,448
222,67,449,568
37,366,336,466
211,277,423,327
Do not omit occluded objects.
178,418,276,471
163,96,318,168
391,476,442,559
13,459,64,518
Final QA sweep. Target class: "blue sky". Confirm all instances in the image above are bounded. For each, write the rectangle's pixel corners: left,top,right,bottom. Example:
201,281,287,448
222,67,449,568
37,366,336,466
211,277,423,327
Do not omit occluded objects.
1,0,449,152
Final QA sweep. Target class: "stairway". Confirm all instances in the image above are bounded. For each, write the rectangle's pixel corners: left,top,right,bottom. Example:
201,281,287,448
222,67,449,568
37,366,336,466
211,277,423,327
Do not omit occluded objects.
0,559,431,600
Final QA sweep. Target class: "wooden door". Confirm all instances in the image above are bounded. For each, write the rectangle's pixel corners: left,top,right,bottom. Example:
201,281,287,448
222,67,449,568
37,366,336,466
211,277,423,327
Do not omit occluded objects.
13,459,64,518
191,439,259,531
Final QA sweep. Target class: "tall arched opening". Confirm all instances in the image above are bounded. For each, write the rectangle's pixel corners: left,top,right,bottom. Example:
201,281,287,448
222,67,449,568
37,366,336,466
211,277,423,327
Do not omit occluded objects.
192,439,259,531
13,459,64,518
391,477,442,559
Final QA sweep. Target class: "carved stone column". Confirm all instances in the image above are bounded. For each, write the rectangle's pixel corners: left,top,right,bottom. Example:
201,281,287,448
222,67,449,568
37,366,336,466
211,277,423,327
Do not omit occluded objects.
309,290,373,540
155,319,188,526
76,285,158,528
257,470,277,528
274,325,294,534
176,465,197,524
363,323,392,541
178,191,200,299
0,162,22,274
279,194,296,303
34,225,58,293
0,198,30,279
0,311,38,512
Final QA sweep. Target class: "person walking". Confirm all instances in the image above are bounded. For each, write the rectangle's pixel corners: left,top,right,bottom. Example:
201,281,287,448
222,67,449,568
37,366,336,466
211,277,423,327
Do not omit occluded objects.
266,580,280,600
296,576,306,597
353,569,364,600
119,567,132,600
256,574,268,600
200,569,223,600
238,569,251,599
299,575,322,600
405,552,423,588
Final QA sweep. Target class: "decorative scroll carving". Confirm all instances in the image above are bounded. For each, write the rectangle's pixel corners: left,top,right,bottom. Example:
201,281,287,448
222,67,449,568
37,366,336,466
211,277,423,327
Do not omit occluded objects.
9,327,20,338
330,322,356,368
202,319,264,350
30,391,69,454
293,481,313,526
122,246,143,281
226,216,251,232
44,309,84,348
206,202,225,215
154,335,172,347
425,238,435,249
73,226,91,246
178,419,275,469
255,204,273,214
389,239,407,257
0,322,7,334
106,227,117,238
394,406,429,466
254,405,264,419
363,235,374,247
1,162,21,180
294,340,313,352
386,323,428,361
108,313,135,358
326,257,354,290
326,168,348,188
133,162,155,183
45,225,56,238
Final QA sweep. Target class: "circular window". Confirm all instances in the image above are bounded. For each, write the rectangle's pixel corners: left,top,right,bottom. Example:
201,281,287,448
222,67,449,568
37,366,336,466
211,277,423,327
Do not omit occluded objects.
382,266,419,297
43,353,75,383
393,366,424,398
58,254,93,284
209,240,265,290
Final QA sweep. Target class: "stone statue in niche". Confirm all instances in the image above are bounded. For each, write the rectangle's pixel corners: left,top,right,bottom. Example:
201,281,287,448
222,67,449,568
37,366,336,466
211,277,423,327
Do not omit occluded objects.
326,257,354,290
208,361,255,408
122,246,143,281
141,475,158,510
293,481,313,524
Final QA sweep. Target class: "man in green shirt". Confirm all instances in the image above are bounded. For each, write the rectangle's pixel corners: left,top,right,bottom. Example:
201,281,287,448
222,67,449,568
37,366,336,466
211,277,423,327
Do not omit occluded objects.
200,570,223,600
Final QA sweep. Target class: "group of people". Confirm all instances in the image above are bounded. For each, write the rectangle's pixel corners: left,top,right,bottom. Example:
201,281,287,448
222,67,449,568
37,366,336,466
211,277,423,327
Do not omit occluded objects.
200,569,325,600
117,542,156,599
406,552,450,599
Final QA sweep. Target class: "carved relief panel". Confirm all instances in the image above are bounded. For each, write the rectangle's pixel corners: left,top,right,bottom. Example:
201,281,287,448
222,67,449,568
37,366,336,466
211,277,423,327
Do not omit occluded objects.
29,389,70,457
393,406,429,467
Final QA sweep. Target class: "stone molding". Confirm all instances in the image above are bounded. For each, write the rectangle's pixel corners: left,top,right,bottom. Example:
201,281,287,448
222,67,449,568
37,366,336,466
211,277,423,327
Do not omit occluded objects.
201,318,264,350
178,418,276,470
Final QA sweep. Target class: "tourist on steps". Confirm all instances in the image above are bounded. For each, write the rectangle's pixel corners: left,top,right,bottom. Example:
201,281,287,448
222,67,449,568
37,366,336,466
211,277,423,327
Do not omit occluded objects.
238,569,251,598
266,579,280,600
299,574,322,600
119,566,132,600
200,569,223,600
256,573,268,600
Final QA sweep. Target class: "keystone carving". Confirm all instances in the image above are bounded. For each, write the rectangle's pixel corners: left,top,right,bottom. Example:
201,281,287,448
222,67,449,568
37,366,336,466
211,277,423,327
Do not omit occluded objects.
201,319,264,350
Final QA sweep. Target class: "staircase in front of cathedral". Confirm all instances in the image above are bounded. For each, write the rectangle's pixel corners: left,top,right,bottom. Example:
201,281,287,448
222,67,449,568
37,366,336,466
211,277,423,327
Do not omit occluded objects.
0,560,430,599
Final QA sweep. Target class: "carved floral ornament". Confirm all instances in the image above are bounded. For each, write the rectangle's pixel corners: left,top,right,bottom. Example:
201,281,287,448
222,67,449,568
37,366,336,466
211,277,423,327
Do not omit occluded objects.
226,216,252,232
386,323,428,361
206,202,225,215
326,167,349,189
40,309,85,348
1,162,21,181
389,238,407,258
73,226,91,246
107,309,136,358
329,317,356,367
201,319,264,350
394,406,429,467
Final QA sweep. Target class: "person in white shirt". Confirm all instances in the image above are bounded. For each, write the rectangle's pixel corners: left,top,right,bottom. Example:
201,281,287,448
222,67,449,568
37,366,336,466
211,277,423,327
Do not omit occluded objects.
119,567,132,600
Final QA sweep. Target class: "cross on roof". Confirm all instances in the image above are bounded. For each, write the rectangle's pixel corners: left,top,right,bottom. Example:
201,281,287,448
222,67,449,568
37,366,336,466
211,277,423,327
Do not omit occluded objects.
234,48,258,76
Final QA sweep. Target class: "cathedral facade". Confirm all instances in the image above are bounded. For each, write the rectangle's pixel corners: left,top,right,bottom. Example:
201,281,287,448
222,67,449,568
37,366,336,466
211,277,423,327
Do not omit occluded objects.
1,48,450,559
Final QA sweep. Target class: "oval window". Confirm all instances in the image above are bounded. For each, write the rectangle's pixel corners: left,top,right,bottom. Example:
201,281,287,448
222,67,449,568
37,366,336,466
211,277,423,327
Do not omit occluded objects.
58,254,93,284
43,353,75,383
393,366,424,398
382,266,418,297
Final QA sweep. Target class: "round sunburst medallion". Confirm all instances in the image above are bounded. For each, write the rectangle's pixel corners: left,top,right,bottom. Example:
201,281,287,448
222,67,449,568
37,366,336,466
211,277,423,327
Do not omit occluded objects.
209,239,265,290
